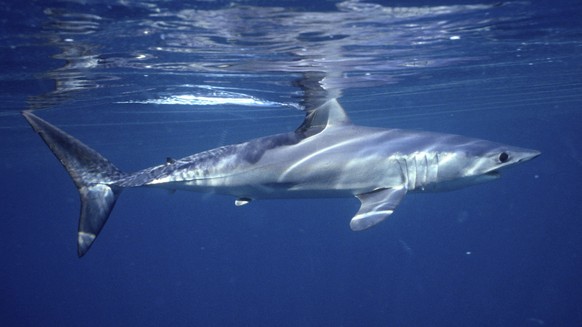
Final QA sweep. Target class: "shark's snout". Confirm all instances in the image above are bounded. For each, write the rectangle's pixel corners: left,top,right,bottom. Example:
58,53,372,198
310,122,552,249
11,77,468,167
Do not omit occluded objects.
518,149,541,163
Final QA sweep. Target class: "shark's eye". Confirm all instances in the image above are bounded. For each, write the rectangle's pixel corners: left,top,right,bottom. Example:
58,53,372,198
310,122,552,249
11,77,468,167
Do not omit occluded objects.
498,152,509,163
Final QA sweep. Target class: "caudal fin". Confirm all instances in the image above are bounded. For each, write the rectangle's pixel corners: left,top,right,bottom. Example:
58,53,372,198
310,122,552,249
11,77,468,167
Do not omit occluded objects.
23,111,126,257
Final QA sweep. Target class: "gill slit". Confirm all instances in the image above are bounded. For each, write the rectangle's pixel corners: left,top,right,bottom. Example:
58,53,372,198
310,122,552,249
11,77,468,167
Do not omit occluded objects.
398,156,409,189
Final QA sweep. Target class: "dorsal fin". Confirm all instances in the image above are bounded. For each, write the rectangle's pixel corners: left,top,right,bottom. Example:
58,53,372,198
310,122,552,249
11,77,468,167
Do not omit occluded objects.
295,99,351,137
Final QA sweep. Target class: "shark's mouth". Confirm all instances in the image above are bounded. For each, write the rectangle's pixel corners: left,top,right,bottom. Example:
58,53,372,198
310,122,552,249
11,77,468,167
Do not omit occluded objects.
485,171,501,178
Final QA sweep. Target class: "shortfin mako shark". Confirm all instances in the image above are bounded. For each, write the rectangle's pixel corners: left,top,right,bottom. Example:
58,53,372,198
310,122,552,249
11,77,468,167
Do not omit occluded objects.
23,99,539,256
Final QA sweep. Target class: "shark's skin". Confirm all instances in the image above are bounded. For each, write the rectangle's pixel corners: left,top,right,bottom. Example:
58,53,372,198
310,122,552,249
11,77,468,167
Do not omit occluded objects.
23,99,540,256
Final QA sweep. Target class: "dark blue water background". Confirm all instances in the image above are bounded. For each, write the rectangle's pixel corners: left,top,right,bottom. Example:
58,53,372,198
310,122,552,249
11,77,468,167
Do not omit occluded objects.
1,1,581,326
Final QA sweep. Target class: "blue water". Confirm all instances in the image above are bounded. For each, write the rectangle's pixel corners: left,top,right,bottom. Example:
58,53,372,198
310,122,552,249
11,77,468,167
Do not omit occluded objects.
2,1,582,326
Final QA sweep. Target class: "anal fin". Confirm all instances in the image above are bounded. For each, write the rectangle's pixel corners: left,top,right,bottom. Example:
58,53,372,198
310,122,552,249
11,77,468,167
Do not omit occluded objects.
350,186,407,231
235,198,252,206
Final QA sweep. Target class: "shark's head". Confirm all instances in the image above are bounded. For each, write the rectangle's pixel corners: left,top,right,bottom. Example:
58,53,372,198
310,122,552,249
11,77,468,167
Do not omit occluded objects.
432,139,540,190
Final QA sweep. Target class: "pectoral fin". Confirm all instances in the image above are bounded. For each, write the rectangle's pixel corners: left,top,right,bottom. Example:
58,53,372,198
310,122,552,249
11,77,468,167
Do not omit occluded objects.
350,187,407,231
